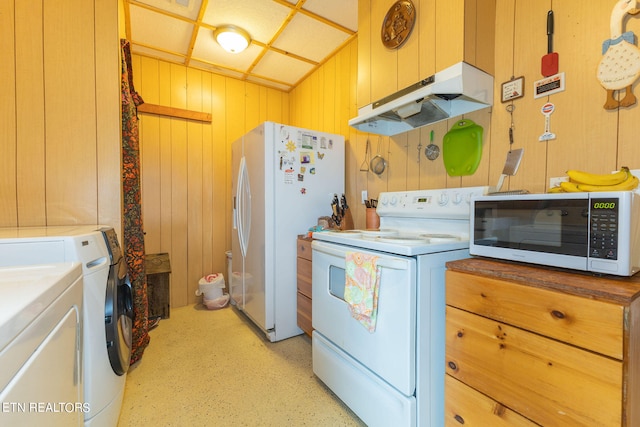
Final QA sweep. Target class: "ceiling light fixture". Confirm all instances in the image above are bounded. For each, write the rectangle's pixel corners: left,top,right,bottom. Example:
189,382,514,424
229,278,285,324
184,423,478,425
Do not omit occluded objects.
213,25,251,54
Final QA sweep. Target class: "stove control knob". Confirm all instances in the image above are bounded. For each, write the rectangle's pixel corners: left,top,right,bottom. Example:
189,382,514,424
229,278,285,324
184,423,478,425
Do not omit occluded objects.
380,195,388,206
452,193,463,205
438,193,449,206
390,195,398,206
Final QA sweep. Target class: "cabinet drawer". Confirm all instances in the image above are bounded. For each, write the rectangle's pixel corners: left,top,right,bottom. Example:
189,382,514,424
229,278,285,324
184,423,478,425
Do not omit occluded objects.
297,292,312,336
446,270,624,359
297,237,312,261
297,258,312,298
446,306,623,427
445,375,536,427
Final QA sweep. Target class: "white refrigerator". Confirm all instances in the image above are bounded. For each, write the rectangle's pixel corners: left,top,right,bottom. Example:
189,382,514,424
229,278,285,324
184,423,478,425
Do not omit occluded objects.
231,122,345,342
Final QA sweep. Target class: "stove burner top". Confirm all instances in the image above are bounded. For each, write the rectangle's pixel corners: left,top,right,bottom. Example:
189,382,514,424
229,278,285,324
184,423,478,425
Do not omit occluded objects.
360,229,398,238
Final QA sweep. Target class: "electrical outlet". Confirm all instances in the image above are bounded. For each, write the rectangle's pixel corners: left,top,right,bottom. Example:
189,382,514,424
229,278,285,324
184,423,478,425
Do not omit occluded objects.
361,190,368,204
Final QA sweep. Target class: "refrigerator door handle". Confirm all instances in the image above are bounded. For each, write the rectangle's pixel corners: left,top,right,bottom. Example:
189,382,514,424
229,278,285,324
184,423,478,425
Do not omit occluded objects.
237,156,251,258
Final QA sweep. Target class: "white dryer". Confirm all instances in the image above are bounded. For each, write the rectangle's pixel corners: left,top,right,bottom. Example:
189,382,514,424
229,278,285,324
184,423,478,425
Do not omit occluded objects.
0,262,84,426
0,226,133,426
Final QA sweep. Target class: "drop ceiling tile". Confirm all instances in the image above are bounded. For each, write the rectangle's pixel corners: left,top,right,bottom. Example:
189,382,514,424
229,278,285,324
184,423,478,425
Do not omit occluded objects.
135,0,202,20
303,0,357,32
130,5,194,55
202,0,291,44
273,13,351,62
191,27,263,71
252,50,314,85
125,0,358,92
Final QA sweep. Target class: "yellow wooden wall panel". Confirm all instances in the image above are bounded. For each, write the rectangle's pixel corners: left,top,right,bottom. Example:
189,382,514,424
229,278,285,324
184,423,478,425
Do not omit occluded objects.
418,0,437,78
311,71,321,131
15,0,46,226
211,75,229,264
186,68,204,301
371,0,398,102
388,133,409,191
2,0,119,230
44,0,98,225
323,58,336,134
0,0,17,226
462,0,477,66
244,82,260,131
405,131,421,190
95,0,122,233
396,0,419,90
435,0,464,70
357,0,371,108
138,56,162,254
169,64,189,307
200,73,214,277
475,0,496,75
158,61,174,259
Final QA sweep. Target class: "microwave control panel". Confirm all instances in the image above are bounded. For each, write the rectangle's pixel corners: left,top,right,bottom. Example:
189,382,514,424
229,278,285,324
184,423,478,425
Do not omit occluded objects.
589,198,618,260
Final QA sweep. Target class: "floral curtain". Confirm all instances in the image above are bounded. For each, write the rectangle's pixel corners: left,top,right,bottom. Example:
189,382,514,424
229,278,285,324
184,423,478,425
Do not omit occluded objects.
120,39,149,364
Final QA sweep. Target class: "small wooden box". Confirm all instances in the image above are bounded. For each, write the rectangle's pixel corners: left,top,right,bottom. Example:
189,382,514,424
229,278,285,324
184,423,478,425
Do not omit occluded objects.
145,253,171,319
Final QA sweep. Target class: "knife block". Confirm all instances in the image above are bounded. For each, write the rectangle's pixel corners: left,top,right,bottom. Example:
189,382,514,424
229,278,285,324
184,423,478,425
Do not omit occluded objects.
339,208,354,230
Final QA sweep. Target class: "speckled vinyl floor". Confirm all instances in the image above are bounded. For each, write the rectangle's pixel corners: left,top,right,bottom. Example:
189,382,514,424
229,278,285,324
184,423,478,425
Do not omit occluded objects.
117,304,365,426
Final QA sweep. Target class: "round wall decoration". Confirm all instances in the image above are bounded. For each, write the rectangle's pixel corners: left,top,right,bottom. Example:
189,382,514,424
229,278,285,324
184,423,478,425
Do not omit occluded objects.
381,0,416,49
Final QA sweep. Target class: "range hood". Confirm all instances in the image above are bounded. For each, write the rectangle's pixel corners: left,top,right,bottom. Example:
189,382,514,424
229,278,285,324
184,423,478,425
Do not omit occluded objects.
349,62,494,136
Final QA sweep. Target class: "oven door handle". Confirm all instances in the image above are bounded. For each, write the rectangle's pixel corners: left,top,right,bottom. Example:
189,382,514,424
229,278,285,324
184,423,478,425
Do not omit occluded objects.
312,240,409,270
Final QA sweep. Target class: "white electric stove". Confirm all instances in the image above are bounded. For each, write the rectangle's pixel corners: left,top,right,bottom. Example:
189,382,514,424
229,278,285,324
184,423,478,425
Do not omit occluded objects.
311,186,488,427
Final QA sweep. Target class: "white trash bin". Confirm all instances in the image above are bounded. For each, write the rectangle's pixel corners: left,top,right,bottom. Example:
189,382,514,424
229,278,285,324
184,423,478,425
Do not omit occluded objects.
196,273,229,310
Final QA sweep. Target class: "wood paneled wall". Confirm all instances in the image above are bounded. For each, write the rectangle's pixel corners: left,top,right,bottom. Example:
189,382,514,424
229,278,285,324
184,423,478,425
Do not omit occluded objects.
131,55,289,307
0,0,121,232
290,0,640,234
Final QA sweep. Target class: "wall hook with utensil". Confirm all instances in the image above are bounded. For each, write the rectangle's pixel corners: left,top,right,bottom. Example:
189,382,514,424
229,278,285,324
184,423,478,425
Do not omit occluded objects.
425,129,440,160
370,136,387,175
360,138,371,172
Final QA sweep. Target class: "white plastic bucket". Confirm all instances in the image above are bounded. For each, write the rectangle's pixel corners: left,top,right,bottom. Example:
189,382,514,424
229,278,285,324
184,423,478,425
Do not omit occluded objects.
196,273,229,309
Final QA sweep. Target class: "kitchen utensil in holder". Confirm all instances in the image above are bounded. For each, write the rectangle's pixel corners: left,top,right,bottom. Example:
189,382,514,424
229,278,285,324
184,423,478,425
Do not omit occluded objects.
366,208,380,230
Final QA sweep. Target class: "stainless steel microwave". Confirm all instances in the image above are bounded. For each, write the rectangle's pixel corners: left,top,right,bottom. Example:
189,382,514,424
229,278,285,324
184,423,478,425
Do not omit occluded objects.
470,191,640,276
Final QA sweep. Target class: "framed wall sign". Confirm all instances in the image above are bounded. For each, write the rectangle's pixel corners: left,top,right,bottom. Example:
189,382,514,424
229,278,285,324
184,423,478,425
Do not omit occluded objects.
501,76,525,103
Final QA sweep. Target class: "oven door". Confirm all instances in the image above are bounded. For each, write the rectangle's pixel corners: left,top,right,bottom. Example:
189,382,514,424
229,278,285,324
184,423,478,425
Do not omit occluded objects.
311,240,417,395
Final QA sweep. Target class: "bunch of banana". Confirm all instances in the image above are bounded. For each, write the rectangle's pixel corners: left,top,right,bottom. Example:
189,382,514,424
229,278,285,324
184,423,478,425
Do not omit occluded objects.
549,166,639,192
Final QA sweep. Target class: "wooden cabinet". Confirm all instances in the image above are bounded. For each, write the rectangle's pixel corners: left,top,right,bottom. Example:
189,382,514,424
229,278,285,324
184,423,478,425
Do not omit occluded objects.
146,253,171,319
297,236,313,336
444,258,640,426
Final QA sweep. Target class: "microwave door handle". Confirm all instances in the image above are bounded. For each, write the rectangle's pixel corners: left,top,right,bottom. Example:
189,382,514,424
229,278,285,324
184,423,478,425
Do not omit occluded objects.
312,241,409,271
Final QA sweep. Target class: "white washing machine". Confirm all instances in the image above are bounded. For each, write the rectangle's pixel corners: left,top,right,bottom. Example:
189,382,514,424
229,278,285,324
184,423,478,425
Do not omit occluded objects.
0,226,133,426
0,262,84,426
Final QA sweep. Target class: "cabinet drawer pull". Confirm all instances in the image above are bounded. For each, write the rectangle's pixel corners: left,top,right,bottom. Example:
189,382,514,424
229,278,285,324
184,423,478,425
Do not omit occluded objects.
551,310,565,319
448,361,458,371
454,414,465,424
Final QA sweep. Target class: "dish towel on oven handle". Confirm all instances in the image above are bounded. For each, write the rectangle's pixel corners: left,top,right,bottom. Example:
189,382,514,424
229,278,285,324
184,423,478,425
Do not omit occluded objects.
344,252,381,333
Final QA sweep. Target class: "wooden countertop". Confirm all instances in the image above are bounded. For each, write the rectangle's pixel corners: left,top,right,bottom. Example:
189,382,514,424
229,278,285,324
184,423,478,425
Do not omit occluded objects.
446,257,640,306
